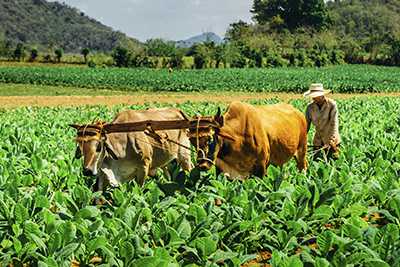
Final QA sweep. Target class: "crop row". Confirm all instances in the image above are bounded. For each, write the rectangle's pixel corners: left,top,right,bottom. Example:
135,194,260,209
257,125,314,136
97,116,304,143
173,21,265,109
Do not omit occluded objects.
0,98,399,266
0,65,400,93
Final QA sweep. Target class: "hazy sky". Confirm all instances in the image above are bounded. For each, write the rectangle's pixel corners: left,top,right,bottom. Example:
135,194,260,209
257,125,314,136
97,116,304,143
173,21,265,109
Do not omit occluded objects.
55,0,253,42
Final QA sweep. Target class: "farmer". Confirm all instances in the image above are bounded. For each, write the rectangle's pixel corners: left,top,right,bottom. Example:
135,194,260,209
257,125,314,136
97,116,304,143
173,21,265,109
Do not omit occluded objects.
304,83,341,160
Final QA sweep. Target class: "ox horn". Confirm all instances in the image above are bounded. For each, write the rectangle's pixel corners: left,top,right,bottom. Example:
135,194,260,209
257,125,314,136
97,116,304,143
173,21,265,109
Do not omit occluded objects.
179,110,192,121
69,124,81,130
214,107,224,127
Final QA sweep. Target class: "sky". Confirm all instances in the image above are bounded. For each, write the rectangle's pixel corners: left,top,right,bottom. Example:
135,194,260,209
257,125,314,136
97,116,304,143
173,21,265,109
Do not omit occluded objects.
54,0,253,42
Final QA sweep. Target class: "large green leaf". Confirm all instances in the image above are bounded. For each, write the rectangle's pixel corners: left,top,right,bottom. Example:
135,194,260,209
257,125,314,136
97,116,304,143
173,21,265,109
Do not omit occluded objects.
76,206,100,219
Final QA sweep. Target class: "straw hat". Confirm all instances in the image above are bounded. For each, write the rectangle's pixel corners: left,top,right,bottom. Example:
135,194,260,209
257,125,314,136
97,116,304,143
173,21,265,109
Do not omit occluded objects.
303,83,331,98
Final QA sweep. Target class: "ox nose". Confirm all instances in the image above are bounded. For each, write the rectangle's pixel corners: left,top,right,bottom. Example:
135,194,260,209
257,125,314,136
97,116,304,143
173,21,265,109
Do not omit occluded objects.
197,161,211,171
82,168,95,177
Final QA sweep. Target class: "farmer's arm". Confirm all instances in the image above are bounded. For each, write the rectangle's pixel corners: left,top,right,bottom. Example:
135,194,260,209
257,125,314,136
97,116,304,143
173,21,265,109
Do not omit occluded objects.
328,102,339,145
305,105,312,133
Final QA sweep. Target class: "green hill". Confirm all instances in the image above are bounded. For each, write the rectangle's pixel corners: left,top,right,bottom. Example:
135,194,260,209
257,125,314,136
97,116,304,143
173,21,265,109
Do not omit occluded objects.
0,0,141,52
328,0,400,40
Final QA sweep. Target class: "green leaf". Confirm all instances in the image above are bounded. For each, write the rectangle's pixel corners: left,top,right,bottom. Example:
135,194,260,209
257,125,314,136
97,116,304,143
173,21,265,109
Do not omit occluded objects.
48,232,62,254
113,189,125,206
188,204,207,224
89,219,104,232
13,237,22,254
24,221,41,236
166,226,183,246
312,205,333,221
36,195,50,208
120,241,134,262
14,203,29,223
62,221,76,244
311,182,320,208
77,206,100,219
166,208,180,225
87,236,108,253
385,223,399,242
1,239,12,249
177,218,192,240
131,256,168,267
364,259,390,267
339,203,368,217
191,236,217,257
12,223,22,237
44,257,58,267
286,255,303,267
210,249,238,263
314,257,330,267
30,233,47,253
343,223,362,240
57,242,79,259
317,231,332,255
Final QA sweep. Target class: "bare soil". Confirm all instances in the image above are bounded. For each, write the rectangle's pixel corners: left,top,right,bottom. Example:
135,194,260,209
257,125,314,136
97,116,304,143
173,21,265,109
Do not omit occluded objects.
1,92,399,108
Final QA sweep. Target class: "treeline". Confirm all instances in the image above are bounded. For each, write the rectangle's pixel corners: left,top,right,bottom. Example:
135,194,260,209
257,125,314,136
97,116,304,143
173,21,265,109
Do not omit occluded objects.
1,0,400,69
107,0,400,69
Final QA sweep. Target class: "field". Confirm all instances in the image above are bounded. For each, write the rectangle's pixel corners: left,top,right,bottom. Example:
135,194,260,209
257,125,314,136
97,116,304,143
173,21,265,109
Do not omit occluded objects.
0,97,399,266
1,64,400,93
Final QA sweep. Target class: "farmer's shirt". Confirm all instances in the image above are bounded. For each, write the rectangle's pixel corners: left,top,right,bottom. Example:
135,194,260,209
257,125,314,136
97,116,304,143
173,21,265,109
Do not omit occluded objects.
305,97,341,146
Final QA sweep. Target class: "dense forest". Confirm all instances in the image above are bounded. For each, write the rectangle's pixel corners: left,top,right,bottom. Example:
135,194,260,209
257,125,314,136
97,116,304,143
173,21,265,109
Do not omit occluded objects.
0,0,140,53
1,0,399,68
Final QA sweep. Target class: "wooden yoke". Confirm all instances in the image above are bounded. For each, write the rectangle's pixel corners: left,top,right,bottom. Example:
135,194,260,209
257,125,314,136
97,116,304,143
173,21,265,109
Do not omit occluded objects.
70,117,221,135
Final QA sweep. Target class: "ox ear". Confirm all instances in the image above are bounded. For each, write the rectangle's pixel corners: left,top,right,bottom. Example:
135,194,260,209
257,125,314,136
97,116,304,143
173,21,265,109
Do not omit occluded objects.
214,107,224,127
69,124,81,130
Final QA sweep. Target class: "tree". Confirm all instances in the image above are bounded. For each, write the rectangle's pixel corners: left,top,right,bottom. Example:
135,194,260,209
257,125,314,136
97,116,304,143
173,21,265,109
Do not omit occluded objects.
251,0,330,30
168,50,185,69
54,48,63,63
225,21,251,42
13,43,25,61
30,48,38,62
81,48,90,63
145,38,176,57
0,32,9,58
214,45,226,68
112,46,130,67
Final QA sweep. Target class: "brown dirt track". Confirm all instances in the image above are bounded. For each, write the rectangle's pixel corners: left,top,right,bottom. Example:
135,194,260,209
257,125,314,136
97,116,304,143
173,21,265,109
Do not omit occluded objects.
1,92,400,108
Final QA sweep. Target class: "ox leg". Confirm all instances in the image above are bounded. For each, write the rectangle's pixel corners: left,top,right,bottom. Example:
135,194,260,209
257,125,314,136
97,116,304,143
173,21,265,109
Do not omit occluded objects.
93,174,109,205
93,174,107,192
296,137,308,172
162,166,172,181
136,158,150,186
253,152,269,178
177,143,194,172
253,164,266,178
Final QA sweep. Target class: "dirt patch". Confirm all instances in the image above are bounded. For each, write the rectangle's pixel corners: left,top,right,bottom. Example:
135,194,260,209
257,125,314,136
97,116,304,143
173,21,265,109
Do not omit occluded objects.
1,92,399,108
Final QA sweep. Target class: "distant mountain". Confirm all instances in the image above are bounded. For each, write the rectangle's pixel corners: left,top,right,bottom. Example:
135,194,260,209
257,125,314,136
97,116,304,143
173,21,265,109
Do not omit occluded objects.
176,32,223,48
0,0,141,52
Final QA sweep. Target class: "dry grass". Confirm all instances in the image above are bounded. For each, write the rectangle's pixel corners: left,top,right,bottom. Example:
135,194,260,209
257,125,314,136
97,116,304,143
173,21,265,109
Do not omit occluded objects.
1,91,399,108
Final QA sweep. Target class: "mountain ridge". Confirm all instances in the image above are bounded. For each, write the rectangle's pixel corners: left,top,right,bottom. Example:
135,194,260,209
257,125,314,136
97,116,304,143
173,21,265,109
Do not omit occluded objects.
0,0,140,52
175,32,223,48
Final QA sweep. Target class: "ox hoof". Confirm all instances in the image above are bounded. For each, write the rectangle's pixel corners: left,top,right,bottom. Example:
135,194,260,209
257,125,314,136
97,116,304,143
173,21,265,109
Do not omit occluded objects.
94,197,106,206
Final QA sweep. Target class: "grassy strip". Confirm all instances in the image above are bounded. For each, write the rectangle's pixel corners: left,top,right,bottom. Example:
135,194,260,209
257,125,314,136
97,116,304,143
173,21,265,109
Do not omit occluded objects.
0,64,400,93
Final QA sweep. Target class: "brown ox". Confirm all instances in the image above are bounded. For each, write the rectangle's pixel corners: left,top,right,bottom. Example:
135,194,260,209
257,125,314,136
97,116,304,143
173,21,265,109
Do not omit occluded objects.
188,101,307,179
70,108,193,191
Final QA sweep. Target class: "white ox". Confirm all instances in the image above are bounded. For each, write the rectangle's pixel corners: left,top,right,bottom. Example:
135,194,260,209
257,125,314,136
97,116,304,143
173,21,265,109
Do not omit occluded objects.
70,108,193,191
